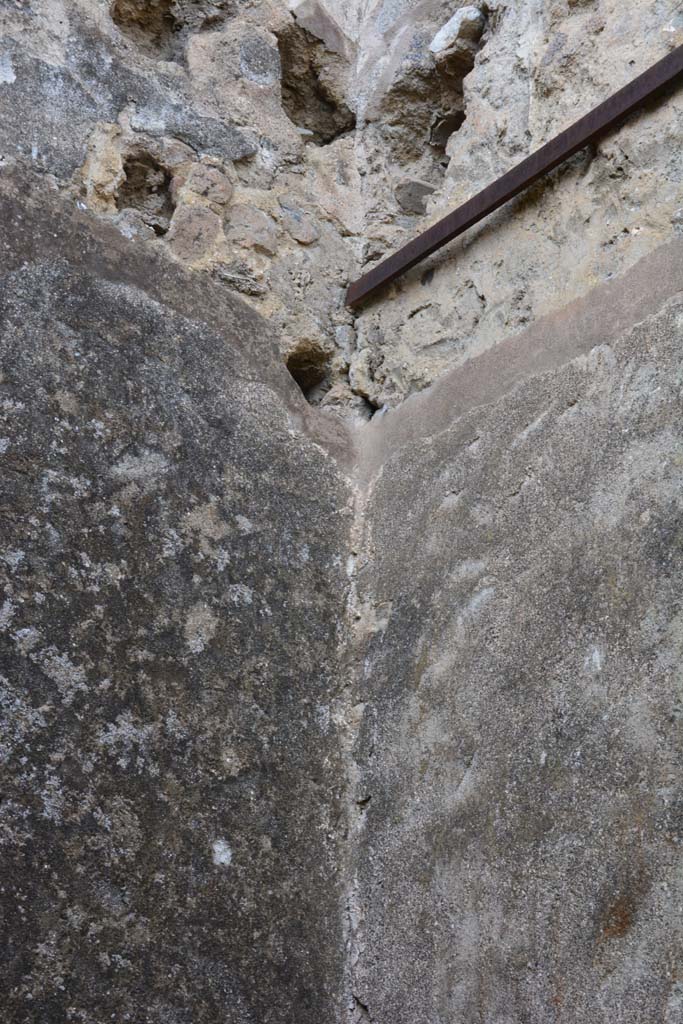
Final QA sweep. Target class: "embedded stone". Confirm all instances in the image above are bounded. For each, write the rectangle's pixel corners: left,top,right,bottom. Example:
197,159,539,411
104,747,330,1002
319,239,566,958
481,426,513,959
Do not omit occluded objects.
182,163,234,207
394,178,435,215
429,6,486,55
167,203,222,262
214,258,269,296
278,196,320,244
227,203,279,256
239,34,281,86
287,0,355,61
113,208,157,241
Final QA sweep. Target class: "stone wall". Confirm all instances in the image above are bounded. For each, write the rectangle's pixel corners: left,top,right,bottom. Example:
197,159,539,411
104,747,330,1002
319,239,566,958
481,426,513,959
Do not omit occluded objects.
0,171,353,1023
348,0,683,407
0,0,364,414
2,0,680,414
345,240,683,1023
1,2,683,1022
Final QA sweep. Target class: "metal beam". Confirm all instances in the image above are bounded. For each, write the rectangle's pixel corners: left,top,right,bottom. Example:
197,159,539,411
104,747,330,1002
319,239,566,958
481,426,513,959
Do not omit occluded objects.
346,44,683,308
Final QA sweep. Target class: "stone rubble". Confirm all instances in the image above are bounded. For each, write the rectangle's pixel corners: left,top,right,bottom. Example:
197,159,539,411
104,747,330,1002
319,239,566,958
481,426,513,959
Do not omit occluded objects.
3,0,678,416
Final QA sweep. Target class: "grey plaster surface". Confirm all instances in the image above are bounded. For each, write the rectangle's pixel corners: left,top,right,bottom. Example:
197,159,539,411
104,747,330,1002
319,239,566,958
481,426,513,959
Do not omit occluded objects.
348,251,683,1023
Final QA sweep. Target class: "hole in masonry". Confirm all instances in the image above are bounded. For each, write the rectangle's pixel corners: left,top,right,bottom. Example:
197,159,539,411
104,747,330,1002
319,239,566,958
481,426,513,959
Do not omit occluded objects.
391,69,470,180
374,7,488,213
116,150,176,236
275,19,355,146
110,0,177,58
353,995,371,1020
429,110,467,152
285,340,331,402
423,7,488,169
381,76,469,212
111,0,233,59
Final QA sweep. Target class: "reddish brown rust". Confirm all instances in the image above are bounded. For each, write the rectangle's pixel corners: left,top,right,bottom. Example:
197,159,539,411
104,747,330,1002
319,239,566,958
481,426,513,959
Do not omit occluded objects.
346,44,683,307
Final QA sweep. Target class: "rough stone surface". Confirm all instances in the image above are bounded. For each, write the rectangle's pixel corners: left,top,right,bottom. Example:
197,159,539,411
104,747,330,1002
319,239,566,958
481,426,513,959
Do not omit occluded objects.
167,202,223,263
394,177,436,215
349,0,683,408
0,173,353,1024
2,2,683,1021
0,0,360,408
227,203,280,256
6,0,678,412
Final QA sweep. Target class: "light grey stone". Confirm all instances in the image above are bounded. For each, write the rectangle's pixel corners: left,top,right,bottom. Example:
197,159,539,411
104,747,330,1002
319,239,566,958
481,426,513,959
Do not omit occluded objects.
227,203,279,256
429,6,486,55
278,195,320,243
239,34,282,85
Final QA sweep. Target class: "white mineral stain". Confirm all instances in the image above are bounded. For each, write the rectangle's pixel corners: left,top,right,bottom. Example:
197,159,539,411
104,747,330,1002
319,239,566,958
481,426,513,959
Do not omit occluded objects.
228,584,253,606
211,839,233,867
438,492,462,513
235,515,254,534
316,704,330,734
184,602,218,653
0,55,16,85
41,773,65,822
183,502,230,557
512,410,550,447
2,549,25,569
451,559,487,581
97,711,154,770
0,600,14,629
39,648,89,705
215,548,230,571
111,449,169,482
13,626,41,653
665,982,683,1023
458,587,495,625
584,645,605,673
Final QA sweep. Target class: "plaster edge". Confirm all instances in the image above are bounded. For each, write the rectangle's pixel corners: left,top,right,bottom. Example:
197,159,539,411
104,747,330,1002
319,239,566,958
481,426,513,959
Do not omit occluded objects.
355,234,683,483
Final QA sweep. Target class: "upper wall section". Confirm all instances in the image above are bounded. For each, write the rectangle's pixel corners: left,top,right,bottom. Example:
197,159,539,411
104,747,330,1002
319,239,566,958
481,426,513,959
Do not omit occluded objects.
347,0,683,409
0,0,366,414
4,0,679,420
0,172,353,1023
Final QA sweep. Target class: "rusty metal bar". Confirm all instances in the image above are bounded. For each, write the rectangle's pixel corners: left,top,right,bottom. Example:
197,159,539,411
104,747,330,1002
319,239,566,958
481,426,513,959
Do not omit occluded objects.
346,44,683,308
